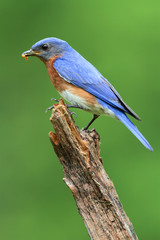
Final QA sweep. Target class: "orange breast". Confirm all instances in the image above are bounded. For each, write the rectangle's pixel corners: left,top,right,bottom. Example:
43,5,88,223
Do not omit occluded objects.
45,56,67,92
44,57,97,106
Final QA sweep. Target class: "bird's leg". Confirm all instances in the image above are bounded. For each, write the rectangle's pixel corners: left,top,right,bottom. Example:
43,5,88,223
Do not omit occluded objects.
45,98,60,112
64,105,85,117
83,114,99,130
65,105,84,117
65,104,84,110
51,98,84,110
46,98,83,116
51,98,60,102
45,105,54,112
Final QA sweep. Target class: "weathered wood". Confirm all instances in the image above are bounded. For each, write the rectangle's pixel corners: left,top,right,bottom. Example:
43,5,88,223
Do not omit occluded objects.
49,99,138,240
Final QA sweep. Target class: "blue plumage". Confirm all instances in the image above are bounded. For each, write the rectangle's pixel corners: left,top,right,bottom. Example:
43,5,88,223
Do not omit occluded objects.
54,45,153,151
54,48,140,119
96,99,153,151
22,37,153,151
54,49,125,110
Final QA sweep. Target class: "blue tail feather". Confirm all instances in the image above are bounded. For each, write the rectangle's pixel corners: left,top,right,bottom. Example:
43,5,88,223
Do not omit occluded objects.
113,109,153,151
97,100,153,151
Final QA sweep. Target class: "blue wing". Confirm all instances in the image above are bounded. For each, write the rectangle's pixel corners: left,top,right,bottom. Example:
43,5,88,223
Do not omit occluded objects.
54,51,152,151
54,52,140,120
97,99,153,151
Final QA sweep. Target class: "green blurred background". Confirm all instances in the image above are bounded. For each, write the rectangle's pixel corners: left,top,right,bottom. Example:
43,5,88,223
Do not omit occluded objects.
0,0,160,239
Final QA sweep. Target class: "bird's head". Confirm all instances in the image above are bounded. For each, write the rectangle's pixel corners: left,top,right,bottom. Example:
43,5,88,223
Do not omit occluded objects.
22,37,69,61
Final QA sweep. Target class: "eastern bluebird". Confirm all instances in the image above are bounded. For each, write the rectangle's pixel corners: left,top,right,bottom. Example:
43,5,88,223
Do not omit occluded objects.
22,37,153,151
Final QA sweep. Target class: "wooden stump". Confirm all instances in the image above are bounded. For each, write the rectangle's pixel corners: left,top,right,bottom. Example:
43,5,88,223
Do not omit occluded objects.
49,99,138,240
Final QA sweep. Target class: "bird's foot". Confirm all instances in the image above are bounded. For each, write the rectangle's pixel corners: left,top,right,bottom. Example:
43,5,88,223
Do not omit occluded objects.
45,105,54,112
47,99,84,118
46,99,78,116
51,98,82,110
45,105,77,117
51,98,60,102
45,98,60,112
68,110,77,117
82,114,99,130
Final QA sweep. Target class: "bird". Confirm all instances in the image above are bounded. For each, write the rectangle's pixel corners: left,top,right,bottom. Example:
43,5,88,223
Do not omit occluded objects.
22,37,153,151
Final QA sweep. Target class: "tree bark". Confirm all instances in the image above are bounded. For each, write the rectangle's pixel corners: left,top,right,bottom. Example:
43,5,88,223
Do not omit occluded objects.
49,99,138,240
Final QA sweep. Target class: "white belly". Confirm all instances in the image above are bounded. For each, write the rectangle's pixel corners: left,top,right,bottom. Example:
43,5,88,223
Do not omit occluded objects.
60,90,117,119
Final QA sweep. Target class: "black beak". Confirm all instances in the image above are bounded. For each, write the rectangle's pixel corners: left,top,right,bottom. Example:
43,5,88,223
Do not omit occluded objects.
22,49,40,59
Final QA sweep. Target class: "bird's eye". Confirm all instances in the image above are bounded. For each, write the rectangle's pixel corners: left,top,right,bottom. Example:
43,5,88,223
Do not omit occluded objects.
41,44,48,50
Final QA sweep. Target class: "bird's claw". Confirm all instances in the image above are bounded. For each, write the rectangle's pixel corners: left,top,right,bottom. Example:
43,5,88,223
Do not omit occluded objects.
82,127,88,131
46,98,59,112
45,105,54,112
51,98,59,102
47,99,77,117
68,110,77,117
